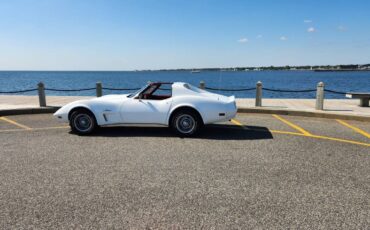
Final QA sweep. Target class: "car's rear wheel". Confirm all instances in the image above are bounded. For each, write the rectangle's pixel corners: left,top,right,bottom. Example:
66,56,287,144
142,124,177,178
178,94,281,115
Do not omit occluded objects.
70,110,97,135
171,110,202,137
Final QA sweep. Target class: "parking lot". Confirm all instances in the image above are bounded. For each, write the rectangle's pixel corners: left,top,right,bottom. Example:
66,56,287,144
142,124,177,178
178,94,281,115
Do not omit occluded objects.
0,113,369,228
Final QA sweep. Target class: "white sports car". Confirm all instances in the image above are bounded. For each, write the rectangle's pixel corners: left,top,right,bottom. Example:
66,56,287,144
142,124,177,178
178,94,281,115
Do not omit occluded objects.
54,82,237,136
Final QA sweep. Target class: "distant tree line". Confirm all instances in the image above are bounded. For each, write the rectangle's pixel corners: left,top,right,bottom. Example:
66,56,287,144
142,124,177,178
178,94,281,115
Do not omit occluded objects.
152,63,370,72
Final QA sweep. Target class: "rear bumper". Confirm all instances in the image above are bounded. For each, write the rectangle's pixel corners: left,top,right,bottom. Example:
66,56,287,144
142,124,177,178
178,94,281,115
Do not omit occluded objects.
222,109,237,122
203,105,237,124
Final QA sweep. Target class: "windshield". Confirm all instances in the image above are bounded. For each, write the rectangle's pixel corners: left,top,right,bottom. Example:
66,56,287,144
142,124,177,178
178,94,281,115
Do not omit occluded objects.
127,85,148,98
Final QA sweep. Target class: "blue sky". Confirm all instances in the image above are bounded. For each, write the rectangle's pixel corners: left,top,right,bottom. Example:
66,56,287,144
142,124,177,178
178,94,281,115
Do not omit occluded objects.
0,0,369,70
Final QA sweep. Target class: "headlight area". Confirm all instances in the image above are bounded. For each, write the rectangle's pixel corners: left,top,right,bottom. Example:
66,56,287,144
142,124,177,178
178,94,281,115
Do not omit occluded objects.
54,114,65,120
53,110,68,122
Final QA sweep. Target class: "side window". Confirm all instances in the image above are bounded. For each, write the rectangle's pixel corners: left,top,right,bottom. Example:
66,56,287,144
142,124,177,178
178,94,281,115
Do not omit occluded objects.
142,85,157,95
139,84,172,100
152,84,172,96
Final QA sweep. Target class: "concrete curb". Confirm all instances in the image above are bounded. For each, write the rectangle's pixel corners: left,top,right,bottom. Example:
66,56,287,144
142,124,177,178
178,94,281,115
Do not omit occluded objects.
0,107,60,116
238,108,370,122
0,106,369,122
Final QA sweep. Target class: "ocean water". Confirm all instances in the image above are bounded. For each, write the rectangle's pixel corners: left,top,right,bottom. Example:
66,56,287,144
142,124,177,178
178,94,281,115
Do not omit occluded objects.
0,71,369,98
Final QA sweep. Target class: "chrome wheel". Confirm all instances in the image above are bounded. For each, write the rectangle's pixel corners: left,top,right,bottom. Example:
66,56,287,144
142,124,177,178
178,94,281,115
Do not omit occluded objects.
175,114,196,134
73,113,93,132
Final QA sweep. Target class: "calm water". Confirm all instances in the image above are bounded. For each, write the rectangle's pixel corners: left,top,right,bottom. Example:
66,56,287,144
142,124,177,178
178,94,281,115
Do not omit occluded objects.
0,71,369,98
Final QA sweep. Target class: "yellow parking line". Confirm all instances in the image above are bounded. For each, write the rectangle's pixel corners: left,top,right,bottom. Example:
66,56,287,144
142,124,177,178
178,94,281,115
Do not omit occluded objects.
0,126,68,133
0,117,32,130
336,120,370,139
270,129,305,136
230,119,245,127
272,115,312,136
229,119,369,147
270,130,370,147
309,134,370,147
229,117,369,148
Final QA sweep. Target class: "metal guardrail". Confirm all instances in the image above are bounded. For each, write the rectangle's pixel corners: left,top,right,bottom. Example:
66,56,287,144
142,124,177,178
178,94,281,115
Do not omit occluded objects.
205,86,345,94
0,88,38,94
45,87,96,92
0,81,350,110
263,88,316,93
323,89,347,95
102,87,141,91
0,87,346,94
204,87,256,92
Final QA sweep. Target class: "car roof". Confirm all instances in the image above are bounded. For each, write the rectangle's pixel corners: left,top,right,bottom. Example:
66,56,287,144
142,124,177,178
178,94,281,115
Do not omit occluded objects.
149,82,173,85
149,82,190,90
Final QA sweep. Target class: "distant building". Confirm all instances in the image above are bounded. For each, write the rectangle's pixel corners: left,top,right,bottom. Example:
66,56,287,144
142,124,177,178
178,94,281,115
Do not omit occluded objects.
359,65,370,70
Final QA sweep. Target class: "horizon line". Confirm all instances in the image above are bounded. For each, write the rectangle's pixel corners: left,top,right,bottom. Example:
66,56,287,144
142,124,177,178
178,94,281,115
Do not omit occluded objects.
0,62,369,72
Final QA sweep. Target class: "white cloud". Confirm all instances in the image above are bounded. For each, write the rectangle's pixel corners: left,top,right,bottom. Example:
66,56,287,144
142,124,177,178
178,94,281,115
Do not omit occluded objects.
337,25,347,31
237,38,248,43
256,34,263,39
304,20,312,23
307,27,315,32
280,36,287,41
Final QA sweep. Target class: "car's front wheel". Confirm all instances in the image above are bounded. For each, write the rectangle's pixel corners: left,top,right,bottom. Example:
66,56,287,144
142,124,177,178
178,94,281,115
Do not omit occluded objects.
70,110,97,135
171,110,202,137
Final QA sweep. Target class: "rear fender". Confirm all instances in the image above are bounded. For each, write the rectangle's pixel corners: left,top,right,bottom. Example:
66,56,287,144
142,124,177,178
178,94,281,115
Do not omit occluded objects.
167,103,204,125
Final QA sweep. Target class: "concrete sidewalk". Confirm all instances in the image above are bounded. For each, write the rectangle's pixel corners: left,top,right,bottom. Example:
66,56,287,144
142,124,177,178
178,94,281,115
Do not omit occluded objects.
0,95,369,120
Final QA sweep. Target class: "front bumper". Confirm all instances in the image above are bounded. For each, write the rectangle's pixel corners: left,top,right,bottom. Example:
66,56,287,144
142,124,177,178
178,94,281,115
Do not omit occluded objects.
53,109,69,123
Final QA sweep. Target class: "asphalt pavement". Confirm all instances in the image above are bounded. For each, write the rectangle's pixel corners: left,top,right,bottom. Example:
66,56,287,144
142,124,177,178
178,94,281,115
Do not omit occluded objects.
0,113,369,229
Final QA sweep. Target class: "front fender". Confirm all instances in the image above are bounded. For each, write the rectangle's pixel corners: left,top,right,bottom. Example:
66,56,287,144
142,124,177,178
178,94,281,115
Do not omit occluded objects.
53,100,95,123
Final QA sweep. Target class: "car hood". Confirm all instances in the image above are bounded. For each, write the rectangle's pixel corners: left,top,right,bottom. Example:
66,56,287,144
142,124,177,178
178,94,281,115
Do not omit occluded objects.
54,94,130,116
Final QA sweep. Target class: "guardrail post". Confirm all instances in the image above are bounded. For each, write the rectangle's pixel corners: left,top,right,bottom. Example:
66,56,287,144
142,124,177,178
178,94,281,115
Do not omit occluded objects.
199,81,205,89
255,81,262,107
315,82,325,110
96,82,102,97
37,82,46,107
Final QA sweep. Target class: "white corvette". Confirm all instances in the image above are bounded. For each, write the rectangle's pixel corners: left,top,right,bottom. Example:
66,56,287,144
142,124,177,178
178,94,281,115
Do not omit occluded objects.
54,82,237,136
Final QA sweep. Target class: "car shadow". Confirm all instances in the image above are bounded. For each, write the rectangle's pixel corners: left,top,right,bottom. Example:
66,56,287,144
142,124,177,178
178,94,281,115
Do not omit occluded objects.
77,124,273,140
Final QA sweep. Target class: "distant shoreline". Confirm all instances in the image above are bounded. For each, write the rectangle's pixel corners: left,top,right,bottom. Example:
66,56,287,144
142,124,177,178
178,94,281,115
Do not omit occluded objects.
313,69,370,72
1,69,370,72
0,63,370,72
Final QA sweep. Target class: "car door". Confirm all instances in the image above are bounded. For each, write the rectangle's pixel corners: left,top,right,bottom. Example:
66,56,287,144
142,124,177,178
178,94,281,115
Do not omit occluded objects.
120,83,173,124
120,97,172,124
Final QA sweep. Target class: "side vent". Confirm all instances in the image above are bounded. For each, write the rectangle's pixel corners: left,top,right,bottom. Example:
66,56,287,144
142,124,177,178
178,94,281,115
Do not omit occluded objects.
103,109,111,122
103,114,108,121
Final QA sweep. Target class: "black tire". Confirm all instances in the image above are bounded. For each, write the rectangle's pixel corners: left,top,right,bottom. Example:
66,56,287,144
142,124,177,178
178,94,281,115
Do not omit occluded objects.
70,110,97,135
170,109,202,137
